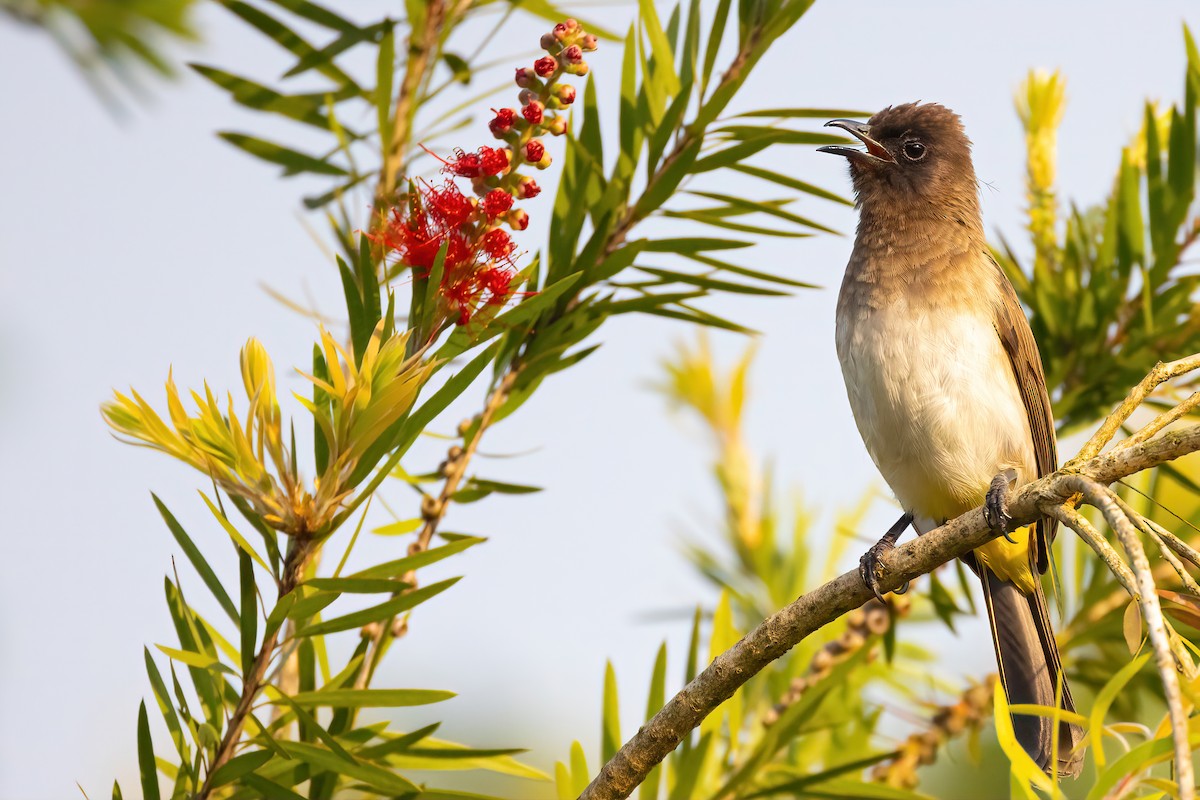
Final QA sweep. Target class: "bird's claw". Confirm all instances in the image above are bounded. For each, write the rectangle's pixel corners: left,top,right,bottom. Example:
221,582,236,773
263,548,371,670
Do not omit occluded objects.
858,512,913,602
984,469,1017,543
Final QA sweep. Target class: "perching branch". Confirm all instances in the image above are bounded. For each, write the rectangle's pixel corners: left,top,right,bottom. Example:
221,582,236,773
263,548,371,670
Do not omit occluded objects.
582,360,1200,800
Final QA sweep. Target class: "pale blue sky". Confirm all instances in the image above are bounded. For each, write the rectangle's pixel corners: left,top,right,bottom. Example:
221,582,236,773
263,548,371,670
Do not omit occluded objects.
1,2,1198,797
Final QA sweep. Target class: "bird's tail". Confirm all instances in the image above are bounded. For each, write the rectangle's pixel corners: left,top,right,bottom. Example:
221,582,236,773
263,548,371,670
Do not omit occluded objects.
981,568,1084,777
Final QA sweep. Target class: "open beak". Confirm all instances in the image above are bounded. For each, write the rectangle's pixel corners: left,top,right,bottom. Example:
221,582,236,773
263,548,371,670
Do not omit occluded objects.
817,119,894,163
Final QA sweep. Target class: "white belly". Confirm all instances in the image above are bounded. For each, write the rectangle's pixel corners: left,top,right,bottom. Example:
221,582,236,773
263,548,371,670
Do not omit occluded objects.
836,299,1036,522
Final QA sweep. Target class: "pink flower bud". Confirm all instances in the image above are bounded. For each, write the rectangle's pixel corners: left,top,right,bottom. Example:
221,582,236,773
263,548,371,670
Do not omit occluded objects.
540,32,557,50
534,56,558,77
564,18,579,31
581,33,598,51
518,88,537,107
515,67,538,88
553,23,569,41
523,139,545,163
522,101,545,125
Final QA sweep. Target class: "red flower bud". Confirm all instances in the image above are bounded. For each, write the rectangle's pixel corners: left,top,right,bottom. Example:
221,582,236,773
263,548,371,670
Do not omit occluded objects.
553,23,569,41
523,139,545,163
514,67,536,87
555,84,576,105
488,107,516,137
481,188,514,218
534,56,558,77
508,209,530,230
518,178,541,199
540,32,557,50
522,101,545,125
563,44,584,64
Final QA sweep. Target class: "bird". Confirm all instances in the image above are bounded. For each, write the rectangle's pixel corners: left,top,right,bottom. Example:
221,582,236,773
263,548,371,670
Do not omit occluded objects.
817,102,1083,777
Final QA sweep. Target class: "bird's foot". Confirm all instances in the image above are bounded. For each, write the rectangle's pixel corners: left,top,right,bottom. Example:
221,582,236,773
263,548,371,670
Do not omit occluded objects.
984,468,1018,543
859,512,914,602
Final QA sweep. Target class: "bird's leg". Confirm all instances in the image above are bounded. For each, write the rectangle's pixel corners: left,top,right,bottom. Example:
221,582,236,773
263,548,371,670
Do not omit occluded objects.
859,512,914,602
984,467,1019,543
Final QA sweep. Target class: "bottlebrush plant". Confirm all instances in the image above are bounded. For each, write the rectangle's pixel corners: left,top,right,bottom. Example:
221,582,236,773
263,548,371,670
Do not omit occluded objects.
102,0,855,796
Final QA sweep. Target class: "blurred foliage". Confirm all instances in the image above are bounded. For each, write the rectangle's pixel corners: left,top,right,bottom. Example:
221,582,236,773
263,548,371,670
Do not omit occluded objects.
995,29,1200,435
1,0,197,95
97,0,859,797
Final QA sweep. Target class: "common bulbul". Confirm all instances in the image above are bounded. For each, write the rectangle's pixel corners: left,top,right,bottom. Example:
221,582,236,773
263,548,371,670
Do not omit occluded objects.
819,102,1083,777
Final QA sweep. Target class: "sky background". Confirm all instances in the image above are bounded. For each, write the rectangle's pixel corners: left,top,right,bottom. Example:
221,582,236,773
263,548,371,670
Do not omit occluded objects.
2,1,1199,797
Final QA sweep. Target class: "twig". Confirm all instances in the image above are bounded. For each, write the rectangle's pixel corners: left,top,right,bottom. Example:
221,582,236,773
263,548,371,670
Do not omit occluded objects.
580,423,1200,800
198,536,314,799
1070,355,1200,465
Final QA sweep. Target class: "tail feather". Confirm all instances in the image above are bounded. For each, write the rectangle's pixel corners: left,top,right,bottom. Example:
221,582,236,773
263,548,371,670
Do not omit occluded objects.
981,570,1084,778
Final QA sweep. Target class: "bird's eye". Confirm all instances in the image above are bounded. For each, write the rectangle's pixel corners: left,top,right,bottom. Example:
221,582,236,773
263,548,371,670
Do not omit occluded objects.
902,140,926,161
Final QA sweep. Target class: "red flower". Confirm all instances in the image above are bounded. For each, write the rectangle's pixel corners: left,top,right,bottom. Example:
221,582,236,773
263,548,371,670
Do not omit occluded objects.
522,101,545,125
524,140,545,162
447,148,482,177
534,56,557,77
481,189,514,219
425,182,473,228
479,265,515,302
482,228,514,259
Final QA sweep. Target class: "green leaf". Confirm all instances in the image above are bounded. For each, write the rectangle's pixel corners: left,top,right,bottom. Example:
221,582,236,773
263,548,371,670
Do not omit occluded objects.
700,0,731,96
688,190,840,234
283,21,387,79
639,646,667,800
218,0,361,89
371,518,422,536
601,661,621,762
154,644,232,673
199,492,272,572
375,23,395,156
351,537,485,580
641,237,750,253
296,577,461,636
153,494,238,625
218,132,347,176
633,136,702,218
190,65,338,129
638,267,788,296
730,163,853,206
735,107,872,119
207,749,274,788
682,252,818,288
143,649,188,765
238,549,257,677
639,0,681,96
464,478,543,495
260,0,359,32
289,688,455,708
137,701,161,800
336,255,371,364
1088,652,1150,767
283,740,420,794
304,577,409,594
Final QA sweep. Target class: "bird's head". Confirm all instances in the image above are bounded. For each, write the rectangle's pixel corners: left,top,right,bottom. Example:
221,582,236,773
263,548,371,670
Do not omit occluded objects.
818,103,979,217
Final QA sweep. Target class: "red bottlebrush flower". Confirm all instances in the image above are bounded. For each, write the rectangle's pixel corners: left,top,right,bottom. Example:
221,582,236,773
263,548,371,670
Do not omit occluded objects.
523,139,545,163
479,146,509,176
425,182,473,228
489,107,516,137
479,265,515,303
563,45,583,64
522,101,545,125
534,56,557,77
518,178,541,199
481,189,514,219
554,84,576,105
515,67,536,87
482,228,515,260
447,148,482,177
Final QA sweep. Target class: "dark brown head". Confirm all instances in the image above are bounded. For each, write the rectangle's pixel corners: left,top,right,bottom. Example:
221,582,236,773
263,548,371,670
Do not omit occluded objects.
818,103,980,223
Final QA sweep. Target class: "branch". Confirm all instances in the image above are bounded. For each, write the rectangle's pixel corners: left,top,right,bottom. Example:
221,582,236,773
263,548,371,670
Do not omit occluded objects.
581,422,1200,800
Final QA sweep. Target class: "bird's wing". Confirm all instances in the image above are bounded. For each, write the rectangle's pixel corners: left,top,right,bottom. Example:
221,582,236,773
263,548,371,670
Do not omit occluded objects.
990,255,1058,574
